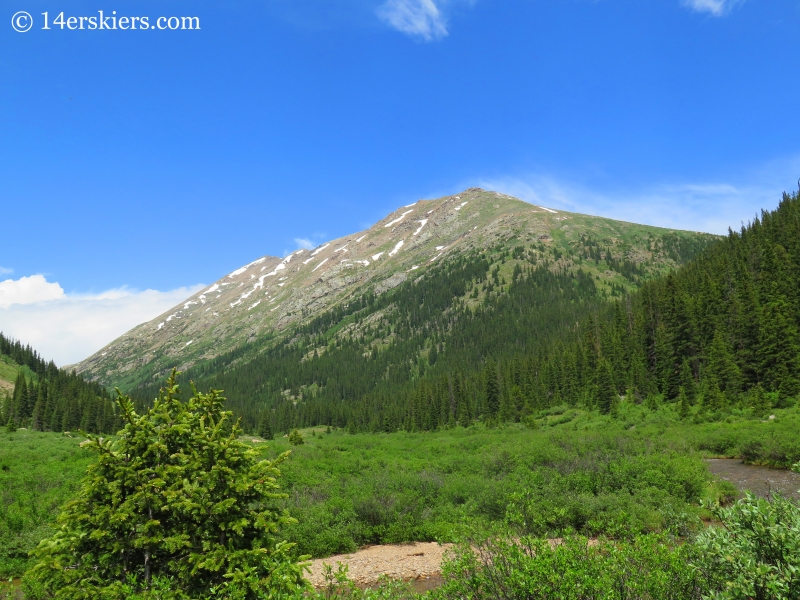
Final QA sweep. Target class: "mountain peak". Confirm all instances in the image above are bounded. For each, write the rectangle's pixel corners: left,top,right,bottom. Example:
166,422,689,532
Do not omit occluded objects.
73,189,712,390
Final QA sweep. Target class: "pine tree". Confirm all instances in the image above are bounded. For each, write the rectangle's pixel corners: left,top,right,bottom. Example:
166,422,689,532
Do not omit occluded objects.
24,369,307,598
31,387,44,431
484,360,500,418
749,384,770,417
759,288,800,396
706,327,741,399
453,374,470,427
679,359,698,405
257,411,273,439
677,386,690,418
595,359,617,415
702,377,726,412
499,387,514,423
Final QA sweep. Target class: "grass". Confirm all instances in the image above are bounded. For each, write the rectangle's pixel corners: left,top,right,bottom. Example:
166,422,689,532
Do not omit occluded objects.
0,431,95,578
2,400,797,579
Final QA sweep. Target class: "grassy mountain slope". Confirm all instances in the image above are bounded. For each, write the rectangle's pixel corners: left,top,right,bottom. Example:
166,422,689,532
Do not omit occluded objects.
74,190,717,431
0,354,19,397
0,333,120,434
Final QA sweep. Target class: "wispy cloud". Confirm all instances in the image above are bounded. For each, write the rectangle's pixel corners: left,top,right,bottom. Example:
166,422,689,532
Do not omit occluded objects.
681,0,742,17
377,0,448,41
293,237,315,250
472,158,800,235
0,267,12,276
0,276,204,366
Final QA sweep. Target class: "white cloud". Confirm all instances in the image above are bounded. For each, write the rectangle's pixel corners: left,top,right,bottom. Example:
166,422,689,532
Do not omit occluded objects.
473,157,800,235
0,267,13,276
294,237,315,250
681,0,742,17
0,274,64,308
0,278,204,367
377,0,448,41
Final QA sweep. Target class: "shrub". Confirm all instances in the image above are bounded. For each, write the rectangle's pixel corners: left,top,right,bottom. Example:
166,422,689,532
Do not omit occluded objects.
693,492,800,599
23,370,308,599
433,535,708,599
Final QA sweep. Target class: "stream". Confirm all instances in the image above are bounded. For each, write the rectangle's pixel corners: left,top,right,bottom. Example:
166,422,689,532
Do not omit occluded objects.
706,458,800,500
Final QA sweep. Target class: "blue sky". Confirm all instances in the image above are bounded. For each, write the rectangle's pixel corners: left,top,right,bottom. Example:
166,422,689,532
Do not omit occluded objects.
2,0,800,364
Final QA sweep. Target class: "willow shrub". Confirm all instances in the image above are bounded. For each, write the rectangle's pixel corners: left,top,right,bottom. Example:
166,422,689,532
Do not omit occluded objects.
431,535,709,600
693,492,800,600
23,370,308,600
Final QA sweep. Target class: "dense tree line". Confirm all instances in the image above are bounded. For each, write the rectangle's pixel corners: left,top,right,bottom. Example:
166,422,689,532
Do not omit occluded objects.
130,226,712,434
389,189,800,429
0,333,121,433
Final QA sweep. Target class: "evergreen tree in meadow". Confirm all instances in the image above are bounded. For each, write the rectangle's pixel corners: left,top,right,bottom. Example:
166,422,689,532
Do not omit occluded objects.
24,370,306,600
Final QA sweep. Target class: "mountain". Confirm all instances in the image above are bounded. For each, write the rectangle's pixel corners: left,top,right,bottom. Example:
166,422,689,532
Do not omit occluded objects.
73,189,717,430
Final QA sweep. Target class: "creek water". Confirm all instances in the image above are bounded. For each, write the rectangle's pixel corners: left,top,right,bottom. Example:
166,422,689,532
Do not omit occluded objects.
706,458,800,500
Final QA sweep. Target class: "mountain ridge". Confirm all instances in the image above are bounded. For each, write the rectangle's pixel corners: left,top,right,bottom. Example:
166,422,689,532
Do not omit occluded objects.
73,188,717,393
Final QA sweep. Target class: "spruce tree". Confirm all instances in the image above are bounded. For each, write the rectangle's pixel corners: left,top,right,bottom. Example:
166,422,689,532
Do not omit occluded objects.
257,411,273,440
288,428,304,445
595,359,617,415
453,374,470,427
679,359,698,405
677,386,690,419
484,360,500,418
706,327,741,399
749,384,770,417
24,369,307,599
759,289,800,396
702,377,726,413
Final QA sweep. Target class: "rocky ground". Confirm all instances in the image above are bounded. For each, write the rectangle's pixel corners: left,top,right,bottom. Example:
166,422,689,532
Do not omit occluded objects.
306,541,453,590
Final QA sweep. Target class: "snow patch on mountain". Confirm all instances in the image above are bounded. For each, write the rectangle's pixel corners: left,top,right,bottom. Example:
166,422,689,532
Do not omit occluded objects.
389,240,405,256
384,210,413,228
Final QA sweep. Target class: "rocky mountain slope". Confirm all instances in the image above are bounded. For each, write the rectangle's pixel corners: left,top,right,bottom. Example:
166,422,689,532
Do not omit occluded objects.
73,189,717,392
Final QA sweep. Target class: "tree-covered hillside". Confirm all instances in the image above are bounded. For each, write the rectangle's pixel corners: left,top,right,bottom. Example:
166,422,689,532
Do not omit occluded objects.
394,188,800,430
128,220,714,434
0,334,120,434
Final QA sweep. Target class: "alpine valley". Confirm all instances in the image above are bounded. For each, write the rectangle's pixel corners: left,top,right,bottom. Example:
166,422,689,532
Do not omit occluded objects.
71,189,716,432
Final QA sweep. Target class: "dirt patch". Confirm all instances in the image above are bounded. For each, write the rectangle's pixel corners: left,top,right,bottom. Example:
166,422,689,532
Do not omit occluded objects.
0,378,14,395
306,541,453,589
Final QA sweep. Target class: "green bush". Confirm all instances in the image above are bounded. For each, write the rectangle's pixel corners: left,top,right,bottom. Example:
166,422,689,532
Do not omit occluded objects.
433,535,708,599
693,493,800,599
23,371,308,600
